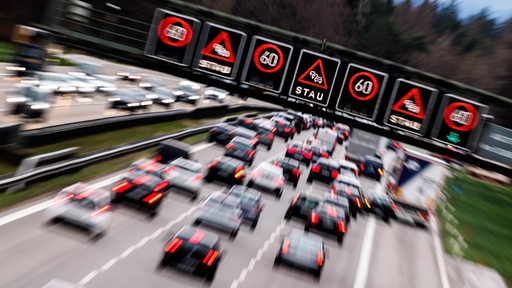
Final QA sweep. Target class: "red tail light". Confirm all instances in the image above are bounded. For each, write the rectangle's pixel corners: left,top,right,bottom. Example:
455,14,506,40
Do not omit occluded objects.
354,169,359,177
274,177,284,186
252,203,262,214
207,159,219,169
312,164,320,173
302,149,313,159
91,205,111,217
53,193,74,205
359,163,365,171
189,230,205,244
356,197,361,208
338,220,346,233
153,155,162,162
248,150,256,157
203,250,219,266
331,171,339,179
113,181,132,193
281,239,290,254
322,152,329,158
143,192,163,204
292,168,300,177
345,131,349,137
164,238,183,253
326,205,337,217
284,128,290,133
311,212,319,223
378,168,384,176
392,202,398,212
418,211,426,222
317,251,323,266
154,180,169,192
75,189,96,200
291,194,300,206
229,130,235,134
226,143,234,150
245,119,253,124
345,186,352,196
287,147,298,154
268,134,274,140
250,171,262,178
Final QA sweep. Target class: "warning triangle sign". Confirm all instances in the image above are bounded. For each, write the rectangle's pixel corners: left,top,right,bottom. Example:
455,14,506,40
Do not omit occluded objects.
392,88,426,119
297,59,329,89
201,31,235,63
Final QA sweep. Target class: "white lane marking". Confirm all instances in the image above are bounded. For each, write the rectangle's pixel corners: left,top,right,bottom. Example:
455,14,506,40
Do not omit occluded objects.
353,217,376,288
0,142,210,226
431,216,452,288
230,221,286,288
77,204,199,286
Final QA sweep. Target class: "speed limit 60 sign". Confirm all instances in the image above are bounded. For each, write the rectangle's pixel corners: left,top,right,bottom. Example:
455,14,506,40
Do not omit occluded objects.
241,36,293,93
336,64,388,120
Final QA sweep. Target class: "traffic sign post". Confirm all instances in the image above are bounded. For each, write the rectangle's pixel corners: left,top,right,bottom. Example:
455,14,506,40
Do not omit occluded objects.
288,50,340,106
384,79,438,135
192,22,247,79
431,94,489,151
336,64,388,120
241,36,293,93
144,9,201,66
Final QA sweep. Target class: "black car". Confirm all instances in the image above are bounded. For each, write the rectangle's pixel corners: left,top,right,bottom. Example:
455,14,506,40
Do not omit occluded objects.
107,88,153,111
305,202,347,244
273,229,325,279
236,116,261,132
172,89,200,105
252,118,276,150
158,226,222,282
224,137,257,166
226,185,263,229
205,156,246,185
285,141,313,165
111,170,169,217
307,158,341,184
360,155,384,181
271,116,295,141
284,193,321,221
322,192,351,224
275,112,302,134
306,143,330,163
332,175,364,217
363,192,398,223
313,128,337,155
273,157,301,188
208,123,238,145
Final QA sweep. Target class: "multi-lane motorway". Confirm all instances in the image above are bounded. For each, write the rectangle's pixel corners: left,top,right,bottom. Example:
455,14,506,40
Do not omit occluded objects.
0,127,446,288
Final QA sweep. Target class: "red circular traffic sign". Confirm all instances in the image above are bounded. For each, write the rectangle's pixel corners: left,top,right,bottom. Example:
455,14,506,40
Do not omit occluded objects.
157,17,193,47
443,102,479,132
348,72,379,101
253,43,284,73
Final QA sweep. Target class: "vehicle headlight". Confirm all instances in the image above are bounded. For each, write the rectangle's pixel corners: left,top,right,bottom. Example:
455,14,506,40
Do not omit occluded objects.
145,94,158,99
128,75,141,80
173,91,184,96
138,83,151,88
140,101,153,106
107,97,121,102
117,72,129,76
100,86,117,92
189,96,200,100
39,84,58,90
127,102,140,107
5,66,26,71
162,99,175,103
30,103,50,109
6,97,28,103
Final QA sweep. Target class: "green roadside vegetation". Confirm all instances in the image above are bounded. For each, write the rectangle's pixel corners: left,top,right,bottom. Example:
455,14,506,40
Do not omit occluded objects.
0,42,14,62
438,169,512,287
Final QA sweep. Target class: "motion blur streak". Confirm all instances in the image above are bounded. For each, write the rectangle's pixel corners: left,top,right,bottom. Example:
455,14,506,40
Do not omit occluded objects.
353,217,376,288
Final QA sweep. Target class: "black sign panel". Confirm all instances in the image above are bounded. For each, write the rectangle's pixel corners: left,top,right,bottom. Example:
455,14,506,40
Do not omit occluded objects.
241,36,293,93
145,9,201,66
431,94,489,151
336,64,388,120
192,23,247,79
288,50,340,106
384,79,438,135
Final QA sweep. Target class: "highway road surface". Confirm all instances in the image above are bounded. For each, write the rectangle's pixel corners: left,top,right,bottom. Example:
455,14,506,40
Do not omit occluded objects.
0,127,447,288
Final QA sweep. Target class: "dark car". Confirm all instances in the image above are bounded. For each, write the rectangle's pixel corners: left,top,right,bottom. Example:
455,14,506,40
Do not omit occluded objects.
252,118,276,150
285,141,312,165
332,175,364,217
334,123,351,143
107,88,153,111
158,226,222,282
172,89,200,105
307,158,341,184
284,193,321,221
306,143,330,163
224,137,257,166
148,86,176,108
7,85,51,119
236,116,261,132
305,202,347,244
275,112,302,134
273,229,325,279
205,156,246,185
321,192,351,224
360,155,384,181
271,116,295,141
273,157,301,188
208,123,238,145
226,185,263,229
111,170,169,217
363,192,398,223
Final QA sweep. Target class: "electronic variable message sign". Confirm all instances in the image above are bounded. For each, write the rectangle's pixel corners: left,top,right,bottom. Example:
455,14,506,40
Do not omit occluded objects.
241,36,293,93
145,9,201,66
288,50,340,106
192,22,247,79
336,64,388,120
384,79,438,135
431,94,489,151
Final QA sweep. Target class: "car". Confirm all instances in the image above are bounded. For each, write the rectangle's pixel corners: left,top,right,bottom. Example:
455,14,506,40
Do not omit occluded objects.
208,123,238,145
205,156,246,185
271,116,295,141
236,116,261,132
226,185,263,229
313,128,337,155
360,155,384,181
272,157,301,188
252,118,277,150
193,192,243,239
231,126,260,147
172,88,200,105
283,110,308,132
158,226,222,282
246,162,285,198
7,85,51,119
147,86,176,108
332,175,364,217
339,159,359,178
111,170,169,217
224,136,257,166
284,193,321,221
273,229,325,279
116,67,142,81
322,192,351,224
68,71,118,95
306,158,341,184
334,123,351,143
362,192,398,223
306,143,330,163
305,201,347,244
44,182,112,238
275,112,302,134
107,88,153,111
285,141,312,164
32,71,78,94
138,77,163,90
204,86,229,103
163,157,203,200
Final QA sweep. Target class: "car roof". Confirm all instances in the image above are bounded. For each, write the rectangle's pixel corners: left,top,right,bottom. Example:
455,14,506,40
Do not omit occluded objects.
288,229,323,246
170,157,202,171
339,160,358,169
335,174,361,186
60,182,111,202
316,158,339,166
218,156,245,166
364,155,383,163
275,157,300,167
206,192,242,208
227,185,261,201
231,136,254,145
176,226,219,247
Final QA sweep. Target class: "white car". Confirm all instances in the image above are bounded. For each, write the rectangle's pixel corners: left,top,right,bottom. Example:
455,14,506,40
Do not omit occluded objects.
45,182,112,238
246,162,285,198
193,192,243,239
204,86,229,103
34,72,96,94
163,157,203,200
68,71,117,94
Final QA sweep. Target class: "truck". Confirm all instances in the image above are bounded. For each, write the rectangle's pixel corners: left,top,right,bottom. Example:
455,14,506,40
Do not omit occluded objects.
383,146,450,228
345,128,386,164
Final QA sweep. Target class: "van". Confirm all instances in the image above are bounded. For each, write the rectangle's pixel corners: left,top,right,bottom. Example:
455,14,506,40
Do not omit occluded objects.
156,139,191,164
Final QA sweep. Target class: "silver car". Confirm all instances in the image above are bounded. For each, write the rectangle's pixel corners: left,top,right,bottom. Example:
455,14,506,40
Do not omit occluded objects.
247,162,285,198
44,182,112,238
193,192,243,240
164,157,203,200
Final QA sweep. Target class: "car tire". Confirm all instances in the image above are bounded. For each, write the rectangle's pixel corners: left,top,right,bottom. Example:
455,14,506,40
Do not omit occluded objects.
205,174,213,182
229,229,238,240
313,269,322,280
275,190,282,199
247,181,254,188
306,174,313,183
285,137,289,142
266,145,271,151
383,216,390,223
284,210,292,220
193,219,201,226
293,181,298,188
191,193,198,201
149,210,158,218
208,136,214,143
337,234,344,244
273,256,281,267
250,220,258,230
205,270,216,283
304,223,310,232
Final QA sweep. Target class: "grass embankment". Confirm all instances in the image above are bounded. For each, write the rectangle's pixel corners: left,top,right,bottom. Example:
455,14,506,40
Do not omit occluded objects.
0,131,208,210
439,170,512,286
0,42,14,62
